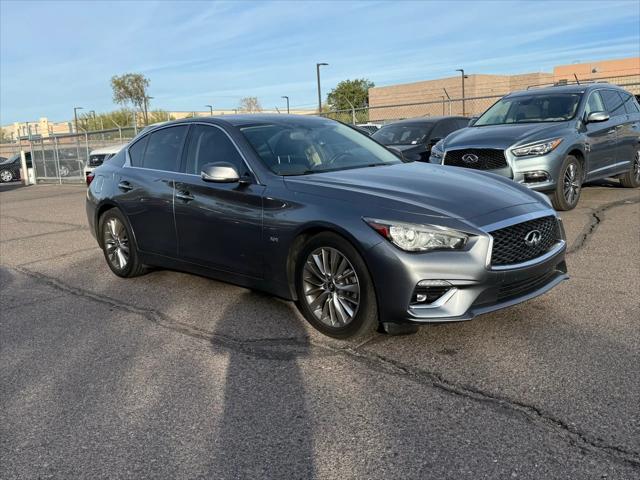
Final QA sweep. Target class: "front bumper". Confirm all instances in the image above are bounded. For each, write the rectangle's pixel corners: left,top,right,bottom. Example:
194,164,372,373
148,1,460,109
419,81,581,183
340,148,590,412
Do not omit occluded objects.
365,223,568,325
430,149,566,192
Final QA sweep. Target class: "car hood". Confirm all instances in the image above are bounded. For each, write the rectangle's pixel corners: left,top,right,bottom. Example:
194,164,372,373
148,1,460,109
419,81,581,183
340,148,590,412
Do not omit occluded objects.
283,162,544,222
445,122,571,150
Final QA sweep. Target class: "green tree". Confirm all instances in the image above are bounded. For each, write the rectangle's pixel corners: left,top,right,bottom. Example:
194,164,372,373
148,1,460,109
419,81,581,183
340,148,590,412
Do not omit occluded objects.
111,73,151,124
326,78,374,111
148,109,175,124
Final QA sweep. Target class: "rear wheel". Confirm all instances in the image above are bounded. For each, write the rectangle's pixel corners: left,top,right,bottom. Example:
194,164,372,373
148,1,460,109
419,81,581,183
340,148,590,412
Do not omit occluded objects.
619,149,640,188
0,169,14,183
294,232,378,339
551,155,582,211
99,208,146,278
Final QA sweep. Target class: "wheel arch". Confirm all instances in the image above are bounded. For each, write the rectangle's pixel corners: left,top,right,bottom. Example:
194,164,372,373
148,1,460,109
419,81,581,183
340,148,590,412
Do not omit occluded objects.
285,222,371,301
567,147,586,179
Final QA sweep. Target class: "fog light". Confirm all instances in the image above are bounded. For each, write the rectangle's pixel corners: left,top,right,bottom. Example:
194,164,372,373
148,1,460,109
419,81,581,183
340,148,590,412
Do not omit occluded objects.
523,171,550,183
411,280,452,305
417,280,452,287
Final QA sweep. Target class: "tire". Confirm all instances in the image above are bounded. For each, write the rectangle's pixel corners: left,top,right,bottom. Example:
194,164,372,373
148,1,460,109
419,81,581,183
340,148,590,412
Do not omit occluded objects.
98,208,146,278
294,232,378,339
0,169,14,183
619,148,640,188
551,155,583,211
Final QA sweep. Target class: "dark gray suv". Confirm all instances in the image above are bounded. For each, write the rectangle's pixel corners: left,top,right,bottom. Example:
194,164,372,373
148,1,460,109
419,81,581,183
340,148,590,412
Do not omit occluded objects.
430,84,640,210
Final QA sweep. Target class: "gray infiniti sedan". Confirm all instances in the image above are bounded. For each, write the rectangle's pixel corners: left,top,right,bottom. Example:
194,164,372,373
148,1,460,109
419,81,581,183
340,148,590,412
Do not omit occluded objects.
86,115,568,339
429,84,640,210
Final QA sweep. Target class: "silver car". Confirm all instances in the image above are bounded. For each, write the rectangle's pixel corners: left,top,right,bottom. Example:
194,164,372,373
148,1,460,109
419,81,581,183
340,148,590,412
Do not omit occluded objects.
430,84,640,210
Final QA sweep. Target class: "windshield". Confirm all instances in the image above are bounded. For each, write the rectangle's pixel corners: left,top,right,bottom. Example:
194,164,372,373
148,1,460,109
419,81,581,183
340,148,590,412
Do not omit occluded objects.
0,154,19,164
474,93,582,126
371,124,431,145
240,122,402,176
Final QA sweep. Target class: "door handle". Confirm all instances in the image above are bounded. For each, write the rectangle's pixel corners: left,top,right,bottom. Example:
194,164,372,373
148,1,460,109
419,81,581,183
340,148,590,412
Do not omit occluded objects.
176,190,194,202
118,181,133,191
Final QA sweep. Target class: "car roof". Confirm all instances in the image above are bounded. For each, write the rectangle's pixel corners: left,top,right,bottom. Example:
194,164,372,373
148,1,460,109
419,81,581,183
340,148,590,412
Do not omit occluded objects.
507,83,625,98
89,144,127,155
382,116,469,126
137,114,340,132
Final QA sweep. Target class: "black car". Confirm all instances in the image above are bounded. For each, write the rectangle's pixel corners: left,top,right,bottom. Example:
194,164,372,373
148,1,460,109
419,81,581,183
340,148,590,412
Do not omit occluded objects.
86,115,567,339
372,116,469,161
0,152,32,183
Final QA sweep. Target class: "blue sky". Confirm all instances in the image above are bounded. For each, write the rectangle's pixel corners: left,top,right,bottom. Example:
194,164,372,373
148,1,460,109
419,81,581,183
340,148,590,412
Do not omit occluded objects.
1,0,639,123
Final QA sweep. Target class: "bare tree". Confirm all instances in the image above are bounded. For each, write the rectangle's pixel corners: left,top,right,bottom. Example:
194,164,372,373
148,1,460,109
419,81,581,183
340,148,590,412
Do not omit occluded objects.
238,96,263,113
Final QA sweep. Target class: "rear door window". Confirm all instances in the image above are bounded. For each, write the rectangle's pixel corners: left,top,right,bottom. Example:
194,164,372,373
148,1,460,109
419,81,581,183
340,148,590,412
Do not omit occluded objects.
600,90,626,117
142,126,189,171
621,92,640,114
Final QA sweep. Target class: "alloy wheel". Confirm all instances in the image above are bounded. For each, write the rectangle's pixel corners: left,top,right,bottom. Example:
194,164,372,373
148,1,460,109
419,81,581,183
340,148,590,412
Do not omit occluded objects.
0,170,13,182
563,163,580,205
103,217,130,270
634,150,640,183
59,165,70,177
302,247,360,327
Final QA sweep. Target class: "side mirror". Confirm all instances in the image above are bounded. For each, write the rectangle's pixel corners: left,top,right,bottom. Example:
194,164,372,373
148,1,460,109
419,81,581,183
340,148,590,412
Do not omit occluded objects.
387,146,405,161
585,111,609,123
468,117,478,126
428,137,442,147
201,162,240,183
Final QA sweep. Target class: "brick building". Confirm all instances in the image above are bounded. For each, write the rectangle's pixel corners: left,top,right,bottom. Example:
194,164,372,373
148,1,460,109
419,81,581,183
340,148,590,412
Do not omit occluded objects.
368,57,640,121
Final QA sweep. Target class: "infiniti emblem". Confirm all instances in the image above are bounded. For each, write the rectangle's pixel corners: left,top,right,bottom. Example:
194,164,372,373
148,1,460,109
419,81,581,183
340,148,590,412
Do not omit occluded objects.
524,229,542,247
462,153,479,164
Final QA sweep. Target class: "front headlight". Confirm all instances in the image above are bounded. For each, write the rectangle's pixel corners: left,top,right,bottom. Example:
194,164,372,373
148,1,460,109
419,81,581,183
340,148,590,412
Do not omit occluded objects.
365,218,468,252
512,138,563,157
430,139,445,160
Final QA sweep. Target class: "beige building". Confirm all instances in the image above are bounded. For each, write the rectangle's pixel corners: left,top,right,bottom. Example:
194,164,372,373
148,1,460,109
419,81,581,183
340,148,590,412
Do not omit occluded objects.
368,57,640,121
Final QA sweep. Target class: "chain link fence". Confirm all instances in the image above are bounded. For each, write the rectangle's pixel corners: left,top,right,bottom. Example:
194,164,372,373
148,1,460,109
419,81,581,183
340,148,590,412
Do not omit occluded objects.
0,127,137,184
1,74,638,183
321,74,640,125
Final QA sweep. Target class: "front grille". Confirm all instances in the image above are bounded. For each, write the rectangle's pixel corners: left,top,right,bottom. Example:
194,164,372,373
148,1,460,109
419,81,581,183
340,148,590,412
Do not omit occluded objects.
490,216,560,266
497,269,558,301
444,148,507,170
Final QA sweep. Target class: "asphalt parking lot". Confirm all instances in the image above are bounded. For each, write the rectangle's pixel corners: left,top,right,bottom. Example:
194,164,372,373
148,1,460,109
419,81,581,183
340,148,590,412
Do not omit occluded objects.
1,182,639,479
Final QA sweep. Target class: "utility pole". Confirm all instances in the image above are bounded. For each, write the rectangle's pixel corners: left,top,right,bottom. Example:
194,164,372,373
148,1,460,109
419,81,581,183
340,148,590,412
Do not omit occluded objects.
316,63,328,113
281,96,290,114
455,69,467,116
205,104,213,115
73,106,83,133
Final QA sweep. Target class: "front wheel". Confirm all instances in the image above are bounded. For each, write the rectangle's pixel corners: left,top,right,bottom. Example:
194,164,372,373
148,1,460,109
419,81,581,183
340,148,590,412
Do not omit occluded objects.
294,232,378,339
0,169,14,183
619,149,640,188
551,155,582,211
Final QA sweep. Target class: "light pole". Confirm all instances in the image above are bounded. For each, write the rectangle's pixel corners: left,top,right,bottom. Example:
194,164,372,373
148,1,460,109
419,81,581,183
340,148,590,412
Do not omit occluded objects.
205,104,213,116
281,96,290,114
73,107,83,133
455,69,467,116
316,62,328,113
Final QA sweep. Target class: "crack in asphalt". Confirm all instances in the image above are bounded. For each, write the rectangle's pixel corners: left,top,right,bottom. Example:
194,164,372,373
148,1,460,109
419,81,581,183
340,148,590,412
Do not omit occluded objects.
8,263,640,470
567,196,640,254
3,195,639,470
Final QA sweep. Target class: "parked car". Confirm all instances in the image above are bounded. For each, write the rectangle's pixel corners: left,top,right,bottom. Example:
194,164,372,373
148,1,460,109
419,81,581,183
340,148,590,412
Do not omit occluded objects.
430,84,640,210
373,116,469,162
87,115,568,339
0,152,31,183
355,123,382,135
85,144,127,185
